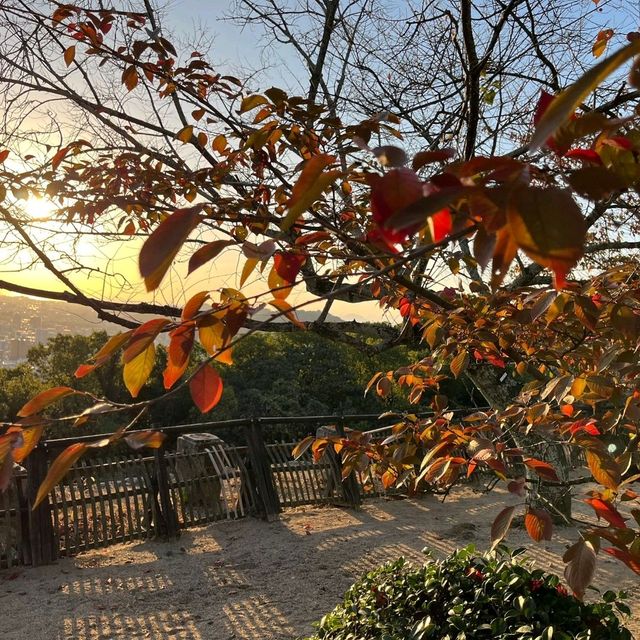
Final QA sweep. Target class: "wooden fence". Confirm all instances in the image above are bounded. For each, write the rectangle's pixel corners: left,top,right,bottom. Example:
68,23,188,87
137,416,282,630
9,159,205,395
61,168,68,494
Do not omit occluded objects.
2,413,430,567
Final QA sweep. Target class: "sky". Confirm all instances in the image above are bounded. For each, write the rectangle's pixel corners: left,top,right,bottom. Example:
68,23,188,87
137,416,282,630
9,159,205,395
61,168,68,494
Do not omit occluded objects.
3,0,639,325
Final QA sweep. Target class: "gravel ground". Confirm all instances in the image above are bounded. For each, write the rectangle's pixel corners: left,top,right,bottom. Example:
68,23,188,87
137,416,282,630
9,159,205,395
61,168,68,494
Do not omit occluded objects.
0,488,638,639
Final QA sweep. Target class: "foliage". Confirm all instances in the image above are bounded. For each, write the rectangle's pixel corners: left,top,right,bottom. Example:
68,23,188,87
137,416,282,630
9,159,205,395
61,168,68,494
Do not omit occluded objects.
0,0,639,586
306,546,632,640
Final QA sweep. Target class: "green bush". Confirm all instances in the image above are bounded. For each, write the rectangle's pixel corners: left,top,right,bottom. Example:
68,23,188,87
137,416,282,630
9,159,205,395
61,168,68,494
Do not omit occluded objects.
307,546,632,640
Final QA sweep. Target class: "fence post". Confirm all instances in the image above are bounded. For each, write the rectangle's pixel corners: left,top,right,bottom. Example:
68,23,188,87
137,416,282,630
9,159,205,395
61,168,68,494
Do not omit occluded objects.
244,419,280,521
154,444,179,539
336,418,362,509
14,469,31,566
25,446,57,566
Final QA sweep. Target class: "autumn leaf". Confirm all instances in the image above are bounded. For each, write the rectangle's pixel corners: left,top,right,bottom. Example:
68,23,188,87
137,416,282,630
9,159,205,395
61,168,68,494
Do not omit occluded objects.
64,45,76,66
585,497,627,528
176,125,193,143
187,239,234,275
240,94,269,113
586,449,621,490
523,457,559,482
593,29,614,58
189,363,224,413
507,187,586,289
269,299,306,329
450,350,469,379
75,331,133,378
530,40,640,150
280,154,340,231
524,508,553,542
122,65,138,91
33,443,87,509
17,387,77,417
124,431,166,451
563,539,596,599
123,318,170,363
292,436,315,460
490,505,516,550
8,426,44,463
181,291,209,321
123,343,155,398
139,207,202,291
163,324,195,389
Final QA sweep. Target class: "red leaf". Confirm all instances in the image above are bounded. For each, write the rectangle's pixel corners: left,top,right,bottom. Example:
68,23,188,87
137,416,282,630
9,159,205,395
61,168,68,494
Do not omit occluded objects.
274,251,306,282
507,477,526,497
189,364,223,413
525,508,553,542
428,208,452,242
51,147,70,170
602,547,640,575
139,207,202,291
163,325,195,389
17,387,76,417
564,148,602,164
569,419,600,436
585,498,627,528
0,150,10,164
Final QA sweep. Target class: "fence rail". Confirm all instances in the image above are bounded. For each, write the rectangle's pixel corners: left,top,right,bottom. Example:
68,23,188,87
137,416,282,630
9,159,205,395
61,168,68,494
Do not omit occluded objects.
0,410,493,568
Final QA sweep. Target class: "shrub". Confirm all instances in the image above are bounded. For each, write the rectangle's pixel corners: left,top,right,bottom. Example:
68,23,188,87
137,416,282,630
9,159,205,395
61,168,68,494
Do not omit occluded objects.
307,546,632,640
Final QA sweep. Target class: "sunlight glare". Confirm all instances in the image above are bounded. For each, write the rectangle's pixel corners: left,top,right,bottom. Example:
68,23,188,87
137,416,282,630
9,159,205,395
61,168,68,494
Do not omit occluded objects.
23,196,57,220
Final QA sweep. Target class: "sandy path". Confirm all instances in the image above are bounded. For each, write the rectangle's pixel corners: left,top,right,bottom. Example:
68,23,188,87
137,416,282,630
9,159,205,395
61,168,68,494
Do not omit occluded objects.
0,489,638,640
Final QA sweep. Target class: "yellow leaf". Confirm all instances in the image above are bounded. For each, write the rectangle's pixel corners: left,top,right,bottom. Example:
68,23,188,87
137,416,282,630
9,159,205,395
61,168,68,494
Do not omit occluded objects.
280,155,340,231
240,94,269,113
239,257,259,288
530,40,640,149
123,343,155,398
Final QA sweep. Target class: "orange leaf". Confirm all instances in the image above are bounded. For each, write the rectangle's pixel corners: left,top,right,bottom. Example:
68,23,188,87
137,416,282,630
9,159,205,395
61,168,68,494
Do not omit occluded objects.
17,387,76,417
523,457,559,482
602,547,640,575
163,325,195,389
181,291,209,321
189,364,223,413
64,45,76,66
268,264,293,300
525,508,553,542
269,299,306,329
122,65,138,91
75,331,133,378
8,426,44,463
33,443,87,509
176,125,193,143
139,207,201,291
123,343,155,398
292,436,315,460
123,318,170,363
586,449,621,490
51,146,70,170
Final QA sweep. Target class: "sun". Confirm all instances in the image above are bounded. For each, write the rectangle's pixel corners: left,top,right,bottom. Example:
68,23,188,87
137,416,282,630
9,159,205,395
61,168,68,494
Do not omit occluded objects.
23,196,57,220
